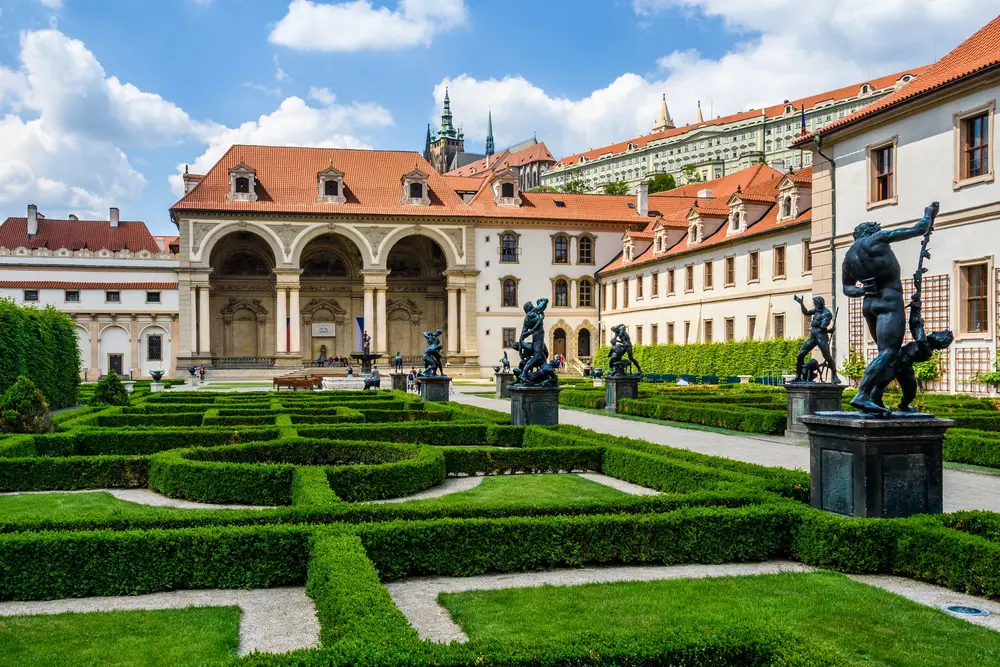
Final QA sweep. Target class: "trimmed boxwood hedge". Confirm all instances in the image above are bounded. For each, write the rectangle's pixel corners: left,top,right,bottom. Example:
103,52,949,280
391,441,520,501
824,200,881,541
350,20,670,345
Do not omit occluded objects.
560,389,606,409
31,426,281,456
619,398,787,434
442,445,603,476
0,453,149,491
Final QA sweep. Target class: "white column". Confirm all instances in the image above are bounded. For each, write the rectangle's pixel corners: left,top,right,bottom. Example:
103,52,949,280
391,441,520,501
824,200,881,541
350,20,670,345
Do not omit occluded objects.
363,287,374,351
459,287,469,353
198,286,211,356
275,288,287,354
288,288,300,355
571,280,578,308
190,286,198,354
447,287,459,354
375,288,387,353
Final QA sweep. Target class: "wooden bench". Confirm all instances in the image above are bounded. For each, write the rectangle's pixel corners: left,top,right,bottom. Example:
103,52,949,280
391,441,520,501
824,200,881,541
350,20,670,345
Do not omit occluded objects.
273,377,318,391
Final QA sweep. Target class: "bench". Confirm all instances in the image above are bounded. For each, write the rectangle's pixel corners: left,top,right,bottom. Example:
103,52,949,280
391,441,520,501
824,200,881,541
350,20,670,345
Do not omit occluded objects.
273,377,319,391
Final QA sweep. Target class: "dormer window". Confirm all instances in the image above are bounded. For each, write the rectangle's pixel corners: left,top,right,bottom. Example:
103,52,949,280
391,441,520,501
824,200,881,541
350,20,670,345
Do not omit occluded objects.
410,182,423,199
860,83,873,95
655,237,663,253
325,180,339,196
784,104,793,114
401,169,431,206
687,222,701,245
501,182,514,198
781,196,793,219
316,164,347,204
492,169,521,207
227,161,258,202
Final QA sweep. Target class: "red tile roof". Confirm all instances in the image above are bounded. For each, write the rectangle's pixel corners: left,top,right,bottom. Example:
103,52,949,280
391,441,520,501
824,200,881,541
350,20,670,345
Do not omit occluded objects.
797,16,1000,144
0,281,177,289
441,175,487,192
0,217,162,253
555,67,928,167
444,142,556,178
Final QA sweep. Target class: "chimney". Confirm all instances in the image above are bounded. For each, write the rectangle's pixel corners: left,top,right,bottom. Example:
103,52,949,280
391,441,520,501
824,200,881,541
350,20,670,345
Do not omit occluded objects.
110,207,120,229
696,188,713,198
68,214,78,220
637,181,648,216
27,204,38,236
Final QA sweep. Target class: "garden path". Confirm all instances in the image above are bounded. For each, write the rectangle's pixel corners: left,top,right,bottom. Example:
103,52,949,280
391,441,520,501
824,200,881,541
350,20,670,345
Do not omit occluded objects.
451,387,1000,513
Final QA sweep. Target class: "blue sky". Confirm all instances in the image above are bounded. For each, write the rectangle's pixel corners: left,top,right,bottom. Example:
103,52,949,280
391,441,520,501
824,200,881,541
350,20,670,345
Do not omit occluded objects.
0,0,992,234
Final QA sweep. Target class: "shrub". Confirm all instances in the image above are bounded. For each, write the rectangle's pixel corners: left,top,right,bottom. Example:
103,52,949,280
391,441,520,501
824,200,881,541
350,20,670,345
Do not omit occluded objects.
560,389,606,409
0,376,54,434
943,428,1000,468
91,372,129,407
0,300,80,410
594,338,804,377
619,398,786,434
442,446,602,476
0,454,149,491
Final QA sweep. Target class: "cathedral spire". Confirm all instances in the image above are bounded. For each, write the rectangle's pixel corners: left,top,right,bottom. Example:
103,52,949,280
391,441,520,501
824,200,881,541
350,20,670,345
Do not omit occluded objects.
652,93,675,132
485,108,495,157
438,86,458,139
695,100,704,124
423,123,433,159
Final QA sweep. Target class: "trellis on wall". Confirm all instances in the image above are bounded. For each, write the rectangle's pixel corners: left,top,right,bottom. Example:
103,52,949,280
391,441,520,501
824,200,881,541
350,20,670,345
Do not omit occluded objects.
955,347,991,394
848,296,863,356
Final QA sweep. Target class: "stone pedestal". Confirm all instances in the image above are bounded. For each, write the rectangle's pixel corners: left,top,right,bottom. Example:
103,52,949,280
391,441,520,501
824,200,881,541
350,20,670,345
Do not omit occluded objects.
149,382,164,393
495,372,514,399
605,375,640,413
784,382,847,442
800,412,952,518
510,385,562,426
593,378,605,388
738,375,752,384
123,381,135,395
419,375,450,403
390,373,408,392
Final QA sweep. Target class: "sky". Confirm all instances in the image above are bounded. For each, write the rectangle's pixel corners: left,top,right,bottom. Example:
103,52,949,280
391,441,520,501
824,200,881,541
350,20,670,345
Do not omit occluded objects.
0,0,994,234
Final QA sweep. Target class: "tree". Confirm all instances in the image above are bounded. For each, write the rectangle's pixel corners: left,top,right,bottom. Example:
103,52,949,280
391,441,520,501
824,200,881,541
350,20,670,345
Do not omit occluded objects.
559,178,589,194
602,180,630,195
681,164,702,183
91,371,129,407
647,173,676,194
528,185,558,193
0,375,54,434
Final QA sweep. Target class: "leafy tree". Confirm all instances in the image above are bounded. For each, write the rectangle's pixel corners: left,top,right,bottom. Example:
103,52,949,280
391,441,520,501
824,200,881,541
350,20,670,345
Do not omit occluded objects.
681,164,702,183
647,173,676,194
91,371,130,407
528,185,558,193
602,180,630,195
0,375,54,434
559,178,589,194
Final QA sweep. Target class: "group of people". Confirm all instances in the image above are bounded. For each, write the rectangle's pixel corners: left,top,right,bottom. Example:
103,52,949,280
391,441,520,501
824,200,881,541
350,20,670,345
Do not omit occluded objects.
314,356,351,367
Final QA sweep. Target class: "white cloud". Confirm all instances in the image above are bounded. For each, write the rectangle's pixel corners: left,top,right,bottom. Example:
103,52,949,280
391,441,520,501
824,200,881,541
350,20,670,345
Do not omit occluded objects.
38,0,63,10
309,87,336,105
440,0,992,160
269,0,466,52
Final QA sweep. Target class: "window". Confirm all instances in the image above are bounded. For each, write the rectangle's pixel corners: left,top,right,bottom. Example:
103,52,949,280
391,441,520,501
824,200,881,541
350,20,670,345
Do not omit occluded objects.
554,235,569,263
773,245,786,279
105,291,121,303
704,319,713,343
748,251,760,282
635,325,643,345
961,112,990,180
502,328,516,348
868,139,896,206
147,334,163,361
748,315,757,340
685,265,694,292
578,236,593,264
636,276,644,299
23,289,38,302
555,279,569,306
146,291,161,303
500,233,519,263
781,197,792,219
667,269,675,295
964,263,989,334
655,237,663,252
667,322,675,344
704,261,714,289
725,317,735,342
725,257,736,286
501,182,515,198
502,279,517,307
622,279,629,306
409,182,423,199
803,242,813,273
324,180,339,196
578,280,593,307
773,313,786,340
683,321,691,344
651,323,658,344
651,272,659,297
612,282,618,309
65,290,80,303
234,177,250,194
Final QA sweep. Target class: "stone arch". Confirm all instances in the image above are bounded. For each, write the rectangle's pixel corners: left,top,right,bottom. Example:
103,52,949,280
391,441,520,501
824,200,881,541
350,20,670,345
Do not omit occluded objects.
197,223,284,267
548,318,571,358
301,298,346,360
386,298,424,358
75,325,90,373
289,225,373,270
572,319,598,359
138,323,171,377
98,324,131,376
375,225,461,268
220,298,268,357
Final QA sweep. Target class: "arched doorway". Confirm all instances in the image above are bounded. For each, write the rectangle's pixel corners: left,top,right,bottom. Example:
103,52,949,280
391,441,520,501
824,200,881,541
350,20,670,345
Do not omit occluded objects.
384,236,447,359
299,234,363,359
578,329,591,357
552,327,567,358
209,232,277,359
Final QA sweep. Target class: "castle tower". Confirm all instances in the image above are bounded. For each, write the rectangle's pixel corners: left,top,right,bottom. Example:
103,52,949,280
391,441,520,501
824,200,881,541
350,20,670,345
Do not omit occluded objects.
652,94,675,133
485,108,495,157
426,86,466,173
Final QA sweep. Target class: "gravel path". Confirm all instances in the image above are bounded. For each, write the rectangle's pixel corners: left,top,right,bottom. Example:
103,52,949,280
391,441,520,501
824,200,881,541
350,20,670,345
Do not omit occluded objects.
0,587,319,655
577,473,660,496
848,574,1000,632
451,387,1000,513
0,488,274,510
366,476,484,504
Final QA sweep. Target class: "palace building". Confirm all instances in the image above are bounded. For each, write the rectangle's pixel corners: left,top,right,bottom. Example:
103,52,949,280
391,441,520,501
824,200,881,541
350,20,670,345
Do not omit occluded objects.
0,207,179,379
169,145,652,376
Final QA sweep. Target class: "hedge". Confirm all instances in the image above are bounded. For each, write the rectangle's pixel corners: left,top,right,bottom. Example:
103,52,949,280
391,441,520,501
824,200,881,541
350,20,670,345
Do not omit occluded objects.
0,301,80,410
442,445,602,476
295,423,495,446
31,426,281,456
0,454,149,491
594,338,805,378
943,428,1000,468
560,389,606,409
619,398,787,434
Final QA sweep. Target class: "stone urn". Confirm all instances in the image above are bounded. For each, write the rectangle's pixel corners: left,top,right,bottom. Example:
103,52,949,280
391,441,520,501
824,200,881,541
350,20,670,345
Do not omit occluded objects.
150,370,165,382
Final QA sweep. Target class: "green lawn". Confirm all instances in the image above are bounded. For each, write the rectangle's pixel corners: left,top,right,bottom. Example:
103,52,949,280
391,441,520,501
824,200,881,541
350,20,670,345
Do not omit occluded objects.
0,492,186,524
0,606,240,667
441,571,1000,666
406,474,630,508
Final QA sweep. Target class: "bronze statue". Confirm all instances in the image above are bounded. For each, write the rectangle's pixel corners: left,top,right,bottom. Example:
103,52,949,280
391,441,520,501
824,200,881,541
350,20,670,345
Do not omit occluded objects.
512,298,558,387
793,295,839,383
363,331,372,355
842,201,941,415
420,330,444,377
607,324,641,376
394,351,403,372
501,351,510,372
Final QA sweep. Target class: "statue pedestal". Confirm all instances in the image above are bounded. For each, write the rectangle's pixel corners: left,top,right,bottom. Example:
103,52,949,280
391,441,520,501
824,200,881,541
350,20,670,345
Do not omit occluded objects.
593,378,605,388
390,373,408,392
495,372,514,399
419,375,450,403
605,375,640,413
510,385,562,426
783,382,847,442
149,382,165,393
800,412,952,518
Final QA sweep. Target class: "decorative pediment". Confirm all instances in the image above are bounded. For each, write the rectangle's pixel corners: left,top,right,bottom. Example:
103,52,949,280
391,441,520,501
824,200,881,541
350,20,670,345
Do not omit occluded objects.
301,298,347,321
401,169,430,206
316,163,346,204
386,298,422,318
221,297,268,319
491,168,521,207
227,161,258,202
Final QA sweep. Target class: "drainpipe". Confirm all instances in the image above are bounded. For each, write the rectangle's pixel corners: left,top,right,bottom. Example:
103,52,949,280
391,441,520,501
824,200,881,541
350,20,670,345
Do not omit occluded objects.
813,134,837,360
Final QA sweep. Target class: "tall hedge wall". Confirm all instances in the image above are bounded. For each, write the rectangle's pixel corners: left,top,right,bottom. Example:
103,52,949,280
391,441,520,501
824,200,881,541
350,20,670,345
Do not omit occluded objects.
0,300,80,409
594,338,805,377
